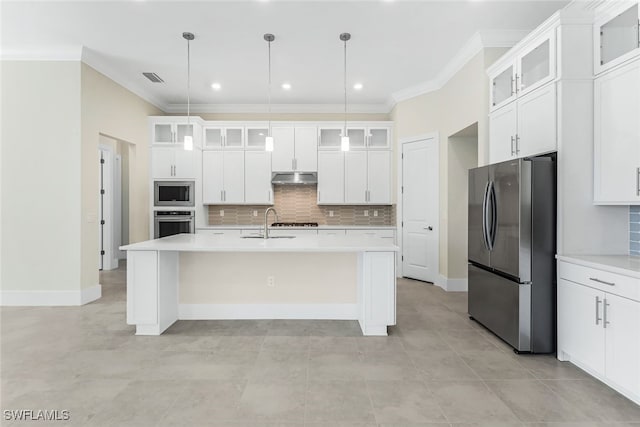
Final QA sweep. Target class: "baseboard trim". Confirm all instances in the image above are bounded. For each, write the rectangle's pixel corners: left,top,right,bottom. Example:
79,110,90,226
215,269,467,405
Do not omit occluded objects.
437,275,468,292
178,303,358,320
0,284,102,306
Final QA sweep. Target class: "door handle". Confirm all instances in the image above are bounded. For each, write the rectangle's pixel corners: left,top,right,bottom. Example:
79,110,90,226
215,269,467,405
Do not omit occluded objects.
515,74,520,93
481,181,490,251
424,226,433,231
511,76,516,96
510,136,515,156
595,296,602,325
636,167,640,196
487,180,497,250
515,134,520,155
603,298,610,329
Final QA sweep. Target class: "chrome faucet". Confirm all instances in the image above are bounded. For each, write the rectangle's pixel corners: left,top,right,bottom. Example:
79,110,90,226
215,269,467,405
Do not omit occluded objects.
264,207,278,239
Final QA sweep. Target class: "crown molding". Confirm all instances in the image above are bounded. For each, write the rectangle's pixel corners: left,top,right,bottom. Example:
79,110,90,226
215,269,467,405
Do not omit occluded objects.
0,46,83,61
388,29,529,108
163,103,390,114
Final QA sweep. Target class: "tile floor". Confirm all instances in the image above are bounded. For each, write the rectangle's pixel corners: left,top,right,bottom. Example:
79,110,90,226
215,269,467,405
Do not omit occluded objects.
2,263,640,426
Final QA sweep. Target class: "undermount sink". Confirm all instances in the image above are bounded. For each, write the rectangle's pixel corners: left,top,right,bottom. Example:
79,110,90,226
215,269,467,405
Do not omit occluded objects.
241,235,296,239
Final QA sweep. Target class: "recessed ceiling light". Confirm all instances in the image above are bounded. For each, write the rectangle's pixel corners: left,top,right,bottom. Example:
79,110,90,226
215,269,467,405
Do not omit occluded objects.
353,83,363,90
281,83,291,90
211,83,221,90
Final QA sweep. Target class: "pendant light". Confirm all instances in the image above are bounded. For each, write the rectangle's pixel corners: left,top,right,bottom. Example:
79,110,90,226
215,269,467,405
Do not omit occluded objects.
183,32,194,151
264,33,275,152
340,33,351,152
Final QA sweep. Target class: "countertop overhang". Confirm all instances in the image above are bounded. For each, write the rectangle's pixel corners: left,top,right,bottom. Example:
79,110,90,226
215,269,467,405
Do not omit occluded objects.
121,233,399,253
556,254,640,278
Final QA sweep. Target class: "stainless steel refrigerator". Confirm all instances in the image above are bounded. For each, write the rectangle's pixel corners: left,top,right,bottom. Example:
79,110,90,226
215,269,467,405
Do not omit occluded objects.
468,156,556,353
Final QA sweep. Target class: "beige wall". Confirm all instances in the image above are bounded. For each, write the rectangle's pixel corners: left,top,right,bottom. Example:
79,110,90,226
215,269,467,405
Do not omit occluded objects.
391,47,508,280
1,61,82,291
80,63,162,289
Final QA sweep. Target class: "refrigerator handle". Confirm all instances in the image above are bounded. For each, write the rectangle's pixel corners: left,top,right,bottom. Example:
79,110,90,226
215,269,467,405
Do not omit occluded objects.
482,181,491,251
488,181,497,250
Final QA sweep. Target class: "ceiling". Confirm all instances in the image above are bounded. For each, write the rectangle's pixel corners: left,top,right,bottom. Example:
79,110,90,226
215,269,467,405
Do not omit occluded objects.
1,1,569,113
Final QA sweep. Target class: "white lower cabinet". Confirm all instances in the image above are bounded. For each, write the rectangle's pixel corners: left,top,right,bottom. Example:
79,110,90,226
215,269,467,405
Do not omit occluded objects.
202,151,244,204
558,260,640,404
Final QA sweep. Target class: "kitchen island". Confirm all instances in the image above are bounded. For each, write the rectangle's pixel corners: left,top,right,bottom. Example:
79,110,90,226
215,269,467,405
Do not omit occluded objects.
121,233,398,336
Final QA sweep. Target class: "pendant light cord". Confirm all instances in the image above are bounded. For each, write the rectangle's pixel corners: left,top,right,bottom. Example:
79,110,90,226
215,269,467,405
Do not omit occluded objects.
343,37,347,137
268,39,272,137
187,37,191,126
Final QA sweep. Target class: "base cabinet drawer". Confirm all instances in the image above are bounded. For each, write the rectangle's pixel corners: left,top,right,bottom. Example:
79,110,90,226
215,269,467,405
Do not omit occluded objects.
196,229,241,237
558,261,640,302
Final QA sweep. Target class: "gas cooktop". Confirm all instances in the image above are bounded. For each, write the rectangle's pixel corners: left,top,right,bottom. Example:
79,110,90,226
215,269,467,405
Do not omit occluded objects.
271,222,319,227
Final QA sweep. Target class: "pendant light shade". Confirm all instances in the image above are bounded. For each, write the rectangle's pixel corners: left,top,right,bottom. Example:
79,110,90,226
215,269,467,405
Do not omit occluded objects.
183,31,194,151
264,33,275,152
340,32,351,152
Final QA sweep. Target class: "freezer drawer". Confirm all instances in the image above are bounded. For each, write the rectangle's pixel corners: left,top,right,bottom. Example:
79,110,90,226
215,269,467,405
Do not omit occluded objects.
468,263,531,352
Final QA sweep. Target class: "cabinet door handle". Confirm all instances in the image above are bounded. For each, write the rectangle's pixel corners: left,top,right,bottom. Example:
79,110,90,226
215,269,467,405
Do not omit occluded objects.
589,277,615,286
515,134,520,155
318,190,321,202
595,296,602,325
636,167,640,196
511,76,516,96
220,190,224,202
603,298,611,329
510,136,515,156
515,74,520,93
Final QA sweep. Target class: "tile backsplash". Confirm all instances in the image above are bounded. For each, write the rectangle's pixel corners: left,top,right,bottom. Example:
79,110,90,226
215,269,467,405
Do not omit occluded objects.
631,206,640,255
208,185,395,226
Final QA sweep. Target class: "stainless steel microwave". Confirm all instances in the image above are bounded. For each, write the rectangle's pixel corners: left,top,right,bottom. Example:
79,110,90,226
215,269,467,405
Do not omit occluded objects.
154,181,195,207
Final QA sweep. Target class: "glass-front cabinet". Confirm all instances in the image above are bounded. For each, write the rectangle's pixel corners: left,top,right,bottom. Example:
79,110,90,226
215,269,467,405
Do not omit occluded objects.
367,127,390,149
516,31,555,97
489,29,555,111
318,127,343,149
152,122,194,145
595,2,640,75
246,127,269,150
203,126,244,149
319,126,390,150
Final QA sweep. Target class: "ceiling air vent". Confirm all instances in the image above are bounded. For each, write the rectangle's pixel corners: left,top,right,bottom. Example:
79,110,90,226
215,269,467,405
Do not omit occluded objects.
142,72,164,83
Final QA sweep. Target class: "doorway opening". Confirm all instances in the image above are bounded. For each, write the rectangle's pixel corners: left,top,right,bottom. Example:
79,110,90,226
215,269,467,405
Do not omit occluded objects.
98,135,131,271
445,122,479,291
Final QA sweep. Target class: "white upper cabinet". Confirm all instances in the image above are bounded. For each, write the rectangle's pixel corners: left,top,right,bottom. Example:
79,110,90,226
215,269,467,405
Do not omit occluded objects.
489,29,556,112
594,2,640,75
319,124,391,150
246,127,269,150
202,151,244,204
245,151,273,205
317,151,344,204
516,83,557,158
151,146,195,179
345,151,368,203
489,103,518,164
152,121,195,145
342,151,392,205
203,126,244,149
517,31,556,97
594,58,640,204
271,126,317,172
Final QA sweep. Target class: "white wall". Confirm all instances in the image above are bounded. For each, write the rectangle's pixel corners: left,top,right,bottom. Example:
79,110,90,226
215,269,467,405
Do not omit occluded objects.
1,61,82,292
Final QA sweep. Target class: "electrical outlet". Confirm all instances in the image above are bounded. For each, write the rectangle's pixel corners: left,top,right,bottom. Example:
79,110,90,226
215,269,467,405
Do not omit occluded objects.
253,210,258,217
329,210,334,217
373,210,378,217
267,276,275,287
364,210,369,217
219,210,224,217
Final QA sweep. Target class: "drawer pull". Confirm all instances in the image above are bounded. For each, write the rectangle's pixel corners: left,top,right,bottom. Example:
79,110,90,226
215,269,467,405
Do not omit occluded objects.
589,277,615,286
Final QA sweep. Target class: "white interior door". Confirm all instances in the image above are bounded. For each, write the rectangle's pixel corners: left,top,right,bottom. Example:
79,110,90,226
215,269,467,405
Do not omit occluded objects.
402,138,438,283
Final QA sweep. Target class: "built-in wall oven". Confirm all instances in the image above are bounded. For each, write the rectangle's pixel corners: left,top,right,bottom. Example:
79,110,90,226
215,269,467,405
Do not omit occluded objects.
154,181,195,207
154,211,195,239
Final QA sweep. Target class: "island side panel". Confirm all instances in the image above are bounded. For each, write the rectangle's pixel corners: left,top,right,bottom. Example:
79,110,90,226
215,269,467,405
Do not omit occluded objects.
178,252,358,319
126,250,179,335
358,251,396,336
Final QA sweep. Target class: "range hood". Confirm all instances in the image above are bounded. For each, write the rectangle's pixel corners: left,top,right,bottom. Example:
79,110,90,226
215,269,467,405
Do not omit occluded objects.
271,172,317,185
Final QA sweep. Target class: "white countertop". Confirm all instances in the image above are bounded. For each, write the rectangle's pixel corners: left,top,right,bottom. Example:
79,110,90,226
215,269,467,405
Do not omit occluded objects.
197,225,396,230
121,233,399,253
557,255,640,279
